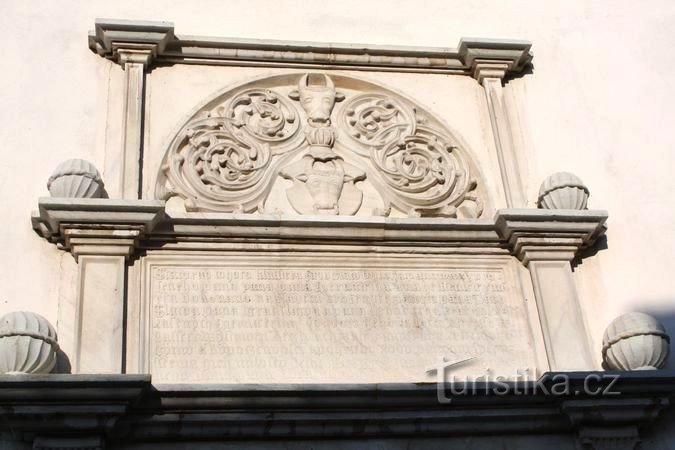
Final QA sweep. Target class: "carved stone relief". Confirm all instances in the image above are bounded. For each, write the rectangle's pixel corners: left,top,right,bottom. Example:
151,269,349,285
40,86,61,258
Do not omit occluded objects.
156,73,487,218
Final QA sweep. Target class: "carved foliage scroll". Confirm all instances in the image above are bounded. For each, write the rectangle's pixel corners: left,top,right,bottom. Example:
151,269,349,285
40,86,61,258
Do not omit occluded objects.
340,94,480,217
156,73,485,218
157,89,301,212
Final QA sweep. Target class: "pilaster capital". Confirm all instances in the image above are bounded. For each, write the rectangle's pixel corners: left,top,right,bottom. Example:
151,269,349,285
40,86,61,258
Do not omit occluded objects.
458,39,532,83
472,60,511,84
88,18,174,68
32,198,165,261
494,209,608,266
116,47,154,67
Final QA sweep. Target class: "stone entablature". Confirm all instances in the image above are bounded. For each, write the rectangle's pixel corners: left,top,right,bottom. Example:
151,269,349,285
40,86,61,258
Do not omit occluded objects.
1,372,673,449
32,196,608,379
88,19,532,75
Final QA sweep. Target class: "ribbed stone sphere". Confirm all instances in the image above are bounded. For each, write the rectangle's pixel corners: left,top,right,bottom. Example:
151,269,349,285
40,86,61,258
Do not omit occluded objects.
537,172,589,210
602,312,670,371
47,159,104,198
0,311,59,374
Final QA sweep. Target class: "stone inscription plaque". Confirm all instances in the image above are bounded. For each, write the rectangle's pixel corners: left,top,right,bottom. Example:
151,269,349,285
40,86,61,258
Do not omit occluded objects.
142,256,539,383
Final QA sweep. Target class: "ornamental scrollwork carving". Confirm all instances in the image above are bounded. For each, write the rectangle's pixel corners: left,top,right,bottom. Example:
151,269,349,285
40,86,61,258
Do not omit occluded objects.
367,126,482,217
155,73,487,218
340,93,415,153
225,88,300,151
157,117,279,212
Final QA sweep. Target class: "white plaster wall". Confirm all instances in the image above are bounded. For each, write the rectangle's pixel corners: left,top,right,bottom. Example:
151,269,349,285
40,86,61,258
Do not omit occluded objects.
1,0,675,368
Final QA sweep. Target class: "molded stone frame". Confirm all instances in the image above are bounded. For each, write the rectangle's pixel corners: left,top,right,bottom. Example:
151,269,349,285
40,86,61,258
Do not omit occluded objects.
33,199,606,375
32,20,603,377
88,19,532,207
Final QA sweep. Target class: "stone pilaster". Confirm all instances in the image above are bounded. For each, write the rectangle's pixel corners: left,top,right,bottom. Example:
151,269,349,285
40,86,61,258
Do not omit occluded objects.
496,209,607,371
472,60,527,208
33,198,164,373
88,19,174,199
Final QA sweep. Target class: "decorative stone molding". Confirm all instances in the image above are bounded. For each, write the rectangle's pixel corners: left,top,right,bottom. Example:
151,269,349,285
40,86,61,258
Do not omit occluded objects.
87,19,533,210
0,372,672,445
88,19,174,68
32,194,606,374
32,198,164,253
460,39,532,79
155,72,487,218
32,198,164,373
538,172,590,210
88,20,176,199
0,311,59,375
496,209,607,370
495,209,607,265
602,312,670,370
33,201,610,256
88,20,532,75
477,69,527,208
565,395,669,449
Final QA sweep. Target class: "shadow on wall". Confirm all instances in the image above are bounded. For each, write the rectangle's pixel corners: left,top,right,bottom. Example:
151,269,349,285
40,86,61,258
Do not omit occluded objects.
572,233,609,271
643,306,675,371
54,348,72,374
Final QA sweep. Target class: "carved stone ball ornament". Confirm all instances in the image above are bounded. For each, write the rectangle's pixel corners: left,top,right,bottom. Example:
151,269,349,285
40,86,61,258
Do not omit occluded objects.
537,172,589,210
156,73,486,218
602,312,670,371
0,311,59,374
47,159,105,198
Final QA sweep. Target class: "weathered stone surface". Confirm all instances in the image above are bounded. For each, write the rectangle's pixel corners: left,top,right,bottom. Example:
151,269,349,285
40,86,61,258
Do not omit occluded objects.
0,372,673,448
139,254,540,383
537,172,589,210
0,311,58,374
47,159,105,199
154,72,487,219
602,312,670,370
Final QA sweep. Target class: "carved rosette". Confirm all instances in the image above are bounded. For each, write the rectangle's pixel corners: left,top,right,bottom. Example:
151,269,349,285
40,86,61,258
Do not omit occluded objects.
156,74,486,217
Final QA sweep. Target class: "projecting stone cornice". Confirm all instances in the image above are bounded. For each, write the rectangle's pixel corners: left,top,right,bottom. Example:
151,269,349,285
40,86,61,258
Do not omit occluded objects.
88,18,532,76
0,372,673,444
31,198,605,261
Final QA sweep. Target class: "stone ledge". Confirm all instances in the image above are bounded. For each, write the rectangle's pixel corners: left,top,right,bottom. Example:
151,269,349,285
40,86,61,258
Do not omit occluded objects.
31,199,607,261
0,372,671,442
32,198,165,244
88,19,532,75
